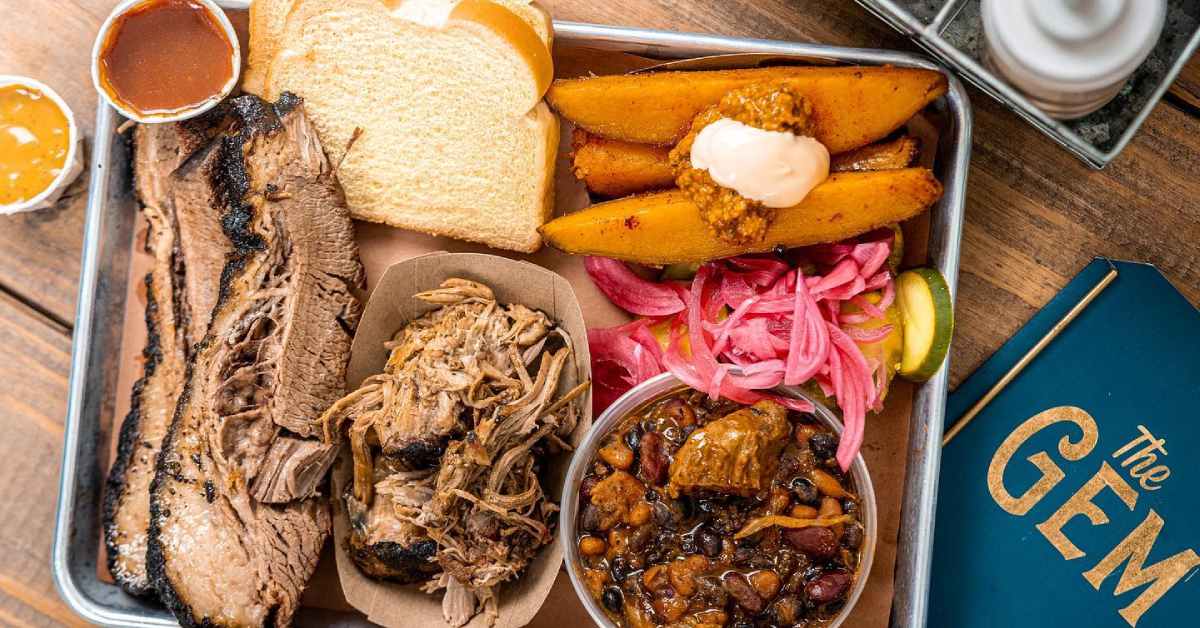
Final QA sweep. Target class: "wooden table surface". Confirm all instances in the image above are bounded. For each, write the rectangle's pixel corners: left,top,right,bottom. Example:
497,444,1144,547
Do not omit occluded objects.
2,0,1199,625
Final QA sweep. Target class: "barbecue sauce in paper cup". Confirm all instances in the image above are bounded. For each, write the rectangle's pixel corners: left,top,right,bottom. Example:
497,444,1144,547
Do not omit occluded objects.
92,0,240,123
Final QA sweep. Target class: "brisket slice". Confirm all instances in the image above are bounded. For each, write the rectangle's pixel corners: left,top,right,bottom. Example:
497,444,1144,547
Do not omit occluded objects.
148,94,363,628
104,117,230,597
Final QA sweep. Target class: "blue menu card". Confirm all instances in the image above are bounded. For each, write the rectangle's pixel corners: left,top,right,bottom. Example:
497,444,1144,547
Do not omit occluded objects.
930,259,1200,628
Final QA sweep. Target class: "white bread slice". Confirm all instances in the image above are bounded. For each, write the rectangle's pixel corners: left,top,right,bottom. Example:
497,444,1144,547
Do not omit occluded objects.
264,0,557,252
245,0,552,97
244,0,294,96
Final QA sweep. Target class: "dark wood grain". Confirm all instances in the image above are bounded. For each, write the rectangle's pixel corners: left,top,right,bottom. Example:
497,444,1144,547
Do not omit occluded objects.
0,0,1198,624
1169,54,1200,111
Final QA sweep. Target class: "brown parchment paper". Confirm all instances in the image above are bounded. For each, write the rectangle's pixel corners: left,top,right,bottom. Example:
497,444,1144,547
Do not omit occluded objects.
100,41,934,628
329,252,592,628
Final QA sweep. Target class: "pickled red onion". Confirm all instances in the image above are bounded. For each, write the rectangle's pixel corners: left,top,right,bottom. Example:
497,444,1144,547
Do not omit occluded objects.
585,236,896,470
584,257,685,316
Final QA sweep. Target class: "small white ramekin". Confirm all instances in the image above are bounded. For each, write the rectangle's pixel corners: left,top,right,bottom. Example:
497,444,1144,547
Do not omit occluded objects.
90,0,241,124
0,76,83,215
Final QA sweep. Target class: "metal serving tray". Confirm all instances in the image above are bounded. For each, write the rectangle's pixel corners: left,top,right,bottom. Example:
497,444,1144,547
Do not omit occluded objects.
53,8,970,627
855,0,1200,168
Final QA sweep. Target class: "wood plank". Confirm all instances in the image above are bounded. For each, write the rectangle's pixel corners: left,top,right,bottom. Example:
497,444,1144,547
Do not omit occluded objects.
0,0,105,326
0,291,83,628
547,0,910,49
1169,54,1200,111
947,91,1200,386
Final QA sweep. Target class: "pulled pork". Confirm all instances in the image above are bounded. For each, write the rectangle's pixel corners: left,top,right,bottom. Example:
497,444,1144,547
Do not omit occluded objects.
321,278,587,626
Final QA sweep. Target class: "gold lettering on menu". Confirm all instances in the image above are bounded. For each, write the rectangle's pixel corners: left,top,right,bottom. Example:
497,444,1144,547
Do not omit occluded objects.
1035,463,1137,560
1083,510,1200,627
1112,425,1171,491
986,408,1199,627
986,406,1098,515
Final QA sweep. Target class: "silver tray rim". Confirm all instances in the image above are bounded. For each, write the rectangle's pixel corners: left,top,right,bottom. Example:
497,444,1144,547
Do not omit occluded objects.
855,0,1200,168
53,15,971,628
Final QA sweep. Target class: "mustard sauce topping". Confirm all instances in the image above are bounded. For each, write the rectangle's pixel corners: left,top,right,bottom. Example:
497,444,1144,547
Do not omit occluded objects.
0,84,70,205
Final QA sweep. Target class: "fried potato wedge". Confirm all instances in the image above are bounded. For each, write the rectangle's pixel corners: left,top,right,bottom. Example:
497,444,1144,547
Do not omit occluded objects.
571,130,674,197
547,66,947,152
830,136,921,172
540,168,943,264
571,132,923,197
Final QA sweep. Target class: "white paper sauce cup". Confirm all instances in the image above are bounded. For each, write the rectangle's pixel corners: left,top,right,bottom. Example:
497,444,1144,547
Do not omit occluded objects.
91,0,241,124
0,76,83,215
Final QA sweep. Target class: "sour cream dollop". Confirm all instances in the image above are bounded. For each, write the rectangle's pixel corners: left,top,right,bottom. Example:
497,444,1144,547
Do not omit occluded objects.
690,118,830,208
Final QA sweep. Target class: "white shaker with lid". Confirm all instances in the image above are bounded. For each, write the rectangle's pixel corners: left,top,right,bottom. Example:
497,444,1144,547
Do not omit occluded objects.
982,0,1167,119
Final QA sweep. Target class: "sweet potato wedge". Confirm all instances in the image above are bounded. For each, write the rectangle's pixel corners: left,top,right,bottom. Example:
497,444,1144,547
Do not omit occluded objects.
540,168,943,264
571,133,922,197
571,130,674,197
546,66,947,152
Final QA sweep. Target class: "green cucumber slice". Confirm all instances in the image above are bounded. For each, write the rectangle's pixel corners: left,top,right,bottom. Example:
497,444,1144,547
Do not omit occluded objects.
896,268,954,381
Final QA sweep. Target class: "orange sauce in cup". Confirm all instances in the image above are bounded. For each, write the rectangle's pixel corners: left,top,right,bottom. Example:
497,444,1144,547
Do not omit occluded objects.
0,84,70,205
97,0,235,116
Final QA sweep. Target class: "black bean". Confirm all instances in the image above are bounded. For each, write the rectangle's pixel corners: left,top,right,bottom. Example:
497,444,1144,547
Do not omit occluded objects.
662,425,684,445
722,572,765,613
790,478,820,505
610,557,631,583
624,424,643,452
580,504,601,533
601,586,623,613
809,432,838,459
843,498,860,516
805,570,852,604
801,563,825,582
644,489,659,502
733,546,757,566
842,523,864,549
783,527,839,559
697,527,722,558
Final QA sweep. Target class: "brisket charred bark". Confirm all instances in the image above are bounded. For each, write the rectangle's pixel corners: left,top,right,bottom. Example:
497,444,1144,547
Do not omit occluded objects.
147,93,363,628
104,116,232,597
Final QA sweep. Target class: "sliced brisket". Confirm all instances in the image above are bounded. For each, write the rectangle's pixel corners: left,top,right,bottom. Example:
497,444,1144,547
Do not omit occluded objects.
148,94,363,628
104,116,231,596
